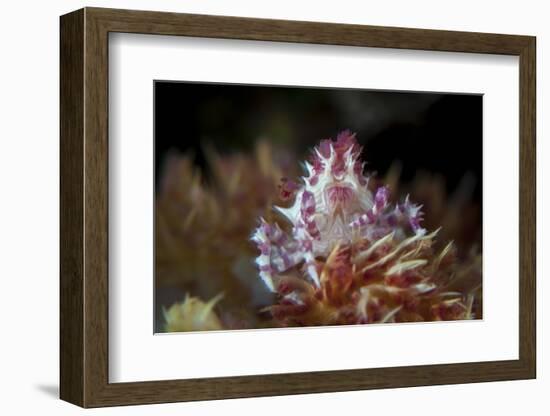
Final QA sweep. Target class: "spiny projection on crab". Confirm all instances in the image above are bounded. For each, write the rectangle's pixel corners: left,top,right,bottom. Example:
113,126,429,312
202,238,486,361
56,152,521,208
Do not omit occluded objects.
251,130,426,293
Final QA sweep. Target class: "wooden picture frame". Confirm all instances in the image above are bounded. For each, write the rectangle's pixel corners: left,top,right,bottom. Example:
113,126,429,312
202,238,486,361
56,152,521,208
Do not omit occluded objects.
60,7,536,408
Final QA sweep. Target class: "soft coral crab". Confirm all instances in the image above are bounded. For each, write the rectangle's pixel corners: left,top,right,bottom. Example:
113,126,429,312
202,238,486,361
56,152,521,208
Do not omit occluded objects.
251,130,426,292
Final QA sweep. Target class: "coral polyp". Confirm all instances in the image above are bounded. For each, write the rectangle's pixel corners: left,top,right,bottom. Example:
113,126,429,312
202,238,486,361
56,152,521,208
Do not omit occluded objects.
163,293,224,332
252,131,481,326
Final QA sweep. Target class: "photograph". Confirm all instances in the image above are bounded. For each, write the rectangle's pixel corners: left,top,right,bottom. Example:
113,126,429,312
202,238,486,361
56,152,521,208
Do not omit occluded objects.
53,5,537,409
154,82,483,333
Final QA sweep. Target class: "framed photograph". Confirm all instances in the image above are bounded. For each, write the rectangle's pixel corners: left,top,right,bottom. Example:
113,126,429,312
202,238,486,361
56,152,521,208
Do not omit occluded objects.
60,7,536,408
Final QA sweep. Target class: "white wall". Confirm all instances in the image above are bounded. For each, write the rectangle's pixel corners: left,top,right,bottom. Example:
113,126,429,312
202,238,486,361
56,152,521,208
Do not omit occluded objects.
0,0,546,414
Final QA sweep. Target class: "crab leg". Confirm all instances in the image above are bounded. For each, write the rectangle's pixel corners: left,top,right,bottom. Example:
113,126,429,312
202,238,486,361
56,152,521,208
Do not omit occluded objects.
350,186,389,229
251,220,277,292
398,195,426,235
252,220,302,292
295,191,321,287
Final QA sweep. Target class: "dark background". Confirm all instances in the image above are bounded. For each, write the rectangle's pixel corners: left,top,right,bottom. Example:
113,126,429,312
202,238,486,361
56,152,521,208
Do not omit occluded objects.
154,81,482,203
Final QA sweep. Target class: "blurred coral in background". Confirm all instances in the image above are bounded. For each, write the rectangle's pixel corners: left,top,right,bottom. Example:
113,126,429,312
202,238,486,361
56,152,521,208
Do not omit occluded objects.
163,294,224,332
156,141,295,330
